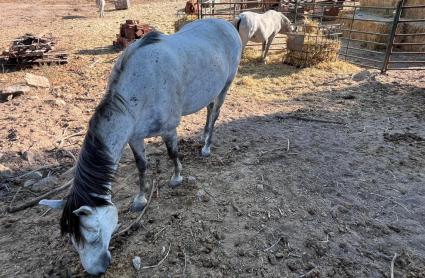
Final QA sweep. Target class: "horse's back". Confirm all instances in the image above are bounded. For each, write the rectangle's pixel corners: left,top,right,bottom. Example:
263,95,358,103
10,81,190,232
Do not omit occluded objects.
238,10,281,41
110,19,242,137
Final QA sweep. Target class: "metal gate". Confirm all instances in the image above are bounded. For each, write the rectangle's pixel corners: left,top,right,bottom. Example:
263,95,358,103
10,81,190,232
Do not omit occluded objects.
285,0,425,72
197,0,425,72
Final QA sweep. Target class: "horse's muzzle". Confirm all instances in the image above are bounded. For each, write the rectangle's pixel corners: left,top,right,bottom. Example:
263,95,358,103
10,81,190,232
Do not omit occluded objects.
85,251,112,275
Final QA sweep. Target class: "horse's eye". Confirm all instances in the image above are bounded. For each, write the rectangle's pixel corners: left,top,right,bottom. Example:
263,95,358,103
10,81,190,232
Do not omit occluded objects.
82,227,101,243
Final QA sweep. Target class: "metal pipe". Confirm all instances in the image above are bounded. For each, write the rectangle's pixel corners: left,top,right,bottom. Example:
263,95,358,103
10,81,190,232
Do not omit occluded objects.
344,46,385,54
340,53,382,63
386,67,425,70
387,60,425,64
340,29,388,36
382,0,404,73
394,33,425,37
340,37,387,46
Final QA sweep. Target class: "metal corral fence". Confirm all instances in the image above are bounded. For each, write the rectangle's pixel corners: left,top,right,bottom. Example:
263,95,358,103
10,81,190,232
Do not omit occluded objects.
196,0,425,71
300,0,425,72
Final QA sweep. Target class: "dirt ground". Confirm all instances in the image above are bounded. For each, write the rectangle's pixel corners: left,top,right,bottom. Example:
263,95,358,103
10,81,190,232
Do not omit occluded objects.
1,0,425,277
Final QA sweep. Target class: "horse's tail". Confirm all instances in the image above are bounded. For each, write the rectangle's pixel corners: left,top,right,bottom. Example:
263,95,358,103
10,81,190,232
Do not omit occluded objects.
233,16,241,32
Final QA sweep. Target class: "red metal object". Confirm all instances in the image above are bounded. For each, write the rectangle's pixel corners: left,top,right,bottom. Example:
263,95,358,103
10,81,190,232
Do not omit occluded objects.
113,20,155,48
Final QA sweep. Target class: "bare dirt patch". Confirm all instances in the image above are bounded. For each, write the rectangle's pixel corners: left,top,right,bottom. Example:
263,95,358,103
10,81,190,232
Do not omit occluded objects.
1,1,425,277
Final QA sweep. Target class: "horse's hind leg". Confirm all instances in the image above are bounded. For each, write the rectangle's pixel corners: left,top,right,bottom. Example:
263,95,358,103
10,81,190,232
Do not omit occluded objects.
202,102,214,142
201,81,231,157
162,129,183,188
263,34,276,64
129,137,148,211
261,41,266,61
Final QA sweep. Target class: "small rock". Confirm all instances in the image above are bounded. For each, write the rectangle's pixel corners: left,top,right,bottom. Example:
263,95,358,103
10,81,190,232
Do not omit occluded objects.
187,176,196,185
352,70,371,82
196,189,210,202
199,246,211,254
0,85,31,101
23,171,43,180
213,230,225,240
287,259,300,271
22,151,35,163
25,73,50,88
256,184,264,191
23,179,37,188
2,84,31,94
268,254,277,265
0,153,4,160
275,253,284,259
30,176,58,192
132,256,142,270
0,164,13,178
46,99,66,106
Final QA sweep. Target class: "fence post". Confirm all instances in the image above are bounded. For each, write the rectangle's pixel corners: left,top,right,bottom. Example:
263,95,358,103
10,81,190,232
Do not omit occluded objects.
382,0,404,73
343,5,358,62
294,0,299,24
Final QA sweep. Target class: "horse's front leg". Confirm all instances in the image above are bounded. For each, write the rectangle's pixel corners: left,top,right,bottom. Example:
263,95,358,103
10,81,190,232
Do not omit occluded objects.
162,129,183,188
129,137,148,211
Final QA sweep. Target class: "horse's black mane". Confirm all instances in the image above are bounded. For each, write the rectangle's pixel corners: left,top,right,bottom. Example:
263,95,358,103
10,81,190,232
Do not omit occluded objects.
60,125,115,243
60,31,163,243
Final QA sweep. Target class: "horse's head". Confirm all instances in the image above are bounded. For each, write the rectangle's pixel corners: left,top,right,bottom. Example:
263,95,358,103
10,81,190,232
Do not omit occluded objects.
40,199,119,275
279,14,294,34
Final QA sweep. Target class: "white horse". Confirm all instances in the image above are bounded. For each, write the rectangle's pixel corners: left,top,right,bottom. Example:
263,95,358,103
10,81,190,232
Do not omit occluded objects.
39,19,242,275
233,10,294,63
96,0,105,17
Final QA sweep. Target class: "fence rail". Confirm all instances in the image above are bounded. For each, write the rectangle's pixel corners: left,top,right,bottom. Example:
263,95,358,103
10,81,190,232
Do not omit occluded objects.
197,0,424,72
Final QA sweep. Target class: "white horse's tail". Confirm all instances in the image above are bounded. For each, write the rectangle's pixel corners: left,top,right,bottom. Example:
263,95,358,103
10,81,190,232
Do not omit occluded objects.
233,16,242,32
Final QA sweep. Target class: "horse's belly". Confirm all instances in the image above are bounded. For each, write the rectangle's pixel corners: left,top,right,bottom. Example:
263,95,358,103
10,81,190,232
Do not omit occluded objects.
181,85,224,116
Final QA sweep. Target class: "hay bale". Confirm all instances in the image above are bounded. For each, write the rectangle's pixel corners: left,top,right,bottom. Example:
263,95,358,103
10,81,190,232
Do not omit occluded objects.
359,0,398,7
399,22,425,52
174,15,197,32
284,35,341,67
403,0,425,20
337,13,393,50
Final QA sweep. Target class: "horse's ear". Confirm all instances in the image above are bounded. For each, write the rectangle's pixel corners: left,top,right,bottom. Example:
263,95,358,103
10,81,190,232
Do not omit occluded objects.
39,199,65,209
73,206,94,216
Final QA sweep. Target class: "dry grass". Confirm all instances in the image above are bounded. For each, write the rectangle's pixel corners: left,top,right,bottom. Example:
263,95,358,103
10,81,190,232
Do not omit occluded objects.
234,59,359,101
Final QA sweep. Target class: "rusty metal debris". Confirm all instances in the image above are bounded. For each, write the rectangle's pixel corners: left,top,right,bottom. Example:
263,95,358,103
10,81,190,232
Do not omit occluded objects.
113,20,156,48
185,0,199,15
0,33,68,67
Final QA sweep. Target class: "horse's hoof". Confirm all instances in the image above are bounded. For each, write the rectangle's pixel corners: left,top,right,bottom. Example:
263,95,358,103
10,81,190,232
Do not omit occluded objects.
169,175,183,188
201,146,210,157
130,196,147,212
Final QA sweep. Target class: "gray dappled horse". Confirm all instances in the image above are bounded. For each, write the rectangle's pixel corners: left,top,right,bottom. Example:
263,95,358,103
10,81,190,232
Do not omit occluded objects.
233,10,294,63
39,19,242,275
